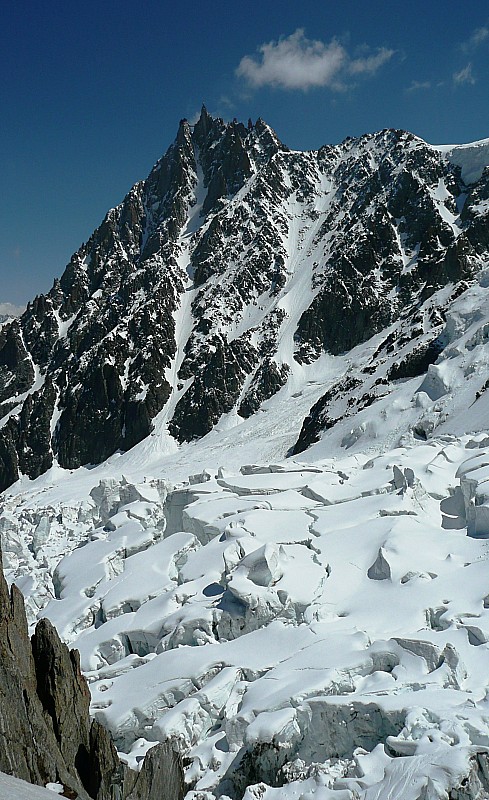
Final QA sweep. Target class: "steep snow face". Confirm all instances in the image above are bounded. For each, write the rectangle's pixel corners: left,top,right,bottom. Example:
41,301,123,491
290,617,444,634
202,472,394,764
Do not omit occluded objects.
292,265,489,459
1,113,489,491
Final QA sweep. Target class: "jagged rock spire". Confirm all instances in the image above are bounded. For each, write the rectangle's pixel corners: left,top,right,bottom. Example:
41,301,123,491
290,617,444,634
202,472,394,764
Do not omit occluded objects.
176,117,192,147
194,103,212,138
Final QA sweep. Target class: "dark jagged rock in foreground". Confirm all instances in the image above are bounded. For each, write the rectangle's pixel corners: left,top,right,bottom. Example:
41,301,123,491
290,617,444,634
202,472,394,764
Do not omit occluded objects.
1,108,489,490
0,550,184,799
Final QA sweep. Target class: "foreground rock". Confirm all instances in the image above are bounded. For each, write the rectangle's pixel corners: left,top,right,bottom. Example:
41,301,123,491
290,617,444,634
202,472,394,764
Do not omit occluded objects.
0,549,184,800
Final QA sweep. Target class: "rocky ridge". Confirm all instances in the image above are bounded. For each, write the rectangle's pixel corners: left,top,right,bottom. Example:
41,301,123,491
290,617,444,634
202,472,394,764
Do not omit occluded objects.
1,110,489,489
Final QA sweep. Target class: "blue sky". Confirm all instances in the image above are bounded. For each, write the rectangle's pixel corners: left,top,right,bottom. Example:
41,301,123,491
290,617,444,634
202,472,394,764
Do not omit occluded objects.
1,0,489,308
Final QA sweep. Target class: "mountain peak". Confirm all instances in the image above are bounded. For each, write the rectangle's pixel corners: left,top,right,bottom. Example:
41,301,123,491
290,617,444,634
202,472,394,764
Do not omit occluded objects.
0,115,488,491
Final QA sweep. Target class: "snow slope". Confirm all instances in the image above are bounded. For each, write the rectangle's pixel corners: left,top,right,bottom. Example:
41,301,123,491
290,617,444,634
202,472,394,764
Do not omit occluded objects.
0,773,65,799
4,264,489,795
435,137,489,184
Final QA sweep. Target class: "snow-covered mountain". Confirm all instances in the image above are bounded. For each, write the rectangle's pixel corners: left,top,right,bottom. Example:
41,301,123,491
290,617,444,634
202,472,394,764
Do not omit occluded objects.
3,111,489,799
1,107,489,491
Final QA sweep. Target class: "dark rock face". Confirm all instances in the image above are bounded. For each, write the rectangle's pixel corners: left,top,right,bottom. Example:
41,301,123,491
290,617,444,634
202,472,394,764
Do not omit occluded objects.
295,272,393,361
122,742,185,800
0,321,34,404
462,168,489,254
387,337,445,381
169,335,257,441
292,375,363,455
0,420,19,493
0,551,184,799
0,552,91,797
17,379,56,478
1,113,489,488
238,359,289,419
32,618,94,782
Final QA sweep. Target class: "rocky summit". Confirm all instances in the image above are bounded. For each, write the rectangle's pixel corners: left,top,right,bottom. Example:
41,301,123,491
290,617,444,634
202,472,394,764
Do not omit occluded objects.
1,107,489,490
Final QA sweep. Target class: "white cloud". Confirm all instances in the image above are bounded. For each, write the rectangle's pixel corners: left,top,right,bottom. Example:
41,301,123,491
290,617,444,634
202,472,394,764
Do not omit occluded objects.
236,29,394,92
453,63,476,86
0,302,25,318
406,80,432,92
462,26,489,51
348,48,394,75
472,26,489,46
218,95,236,111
